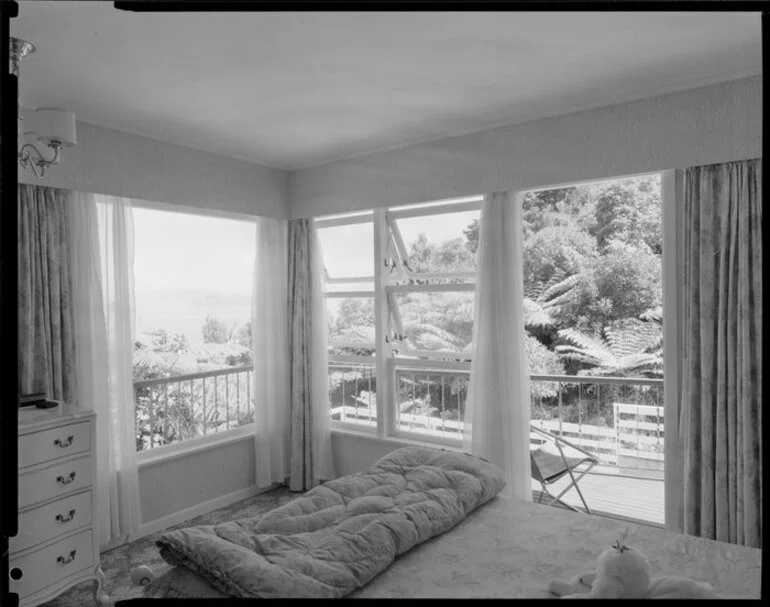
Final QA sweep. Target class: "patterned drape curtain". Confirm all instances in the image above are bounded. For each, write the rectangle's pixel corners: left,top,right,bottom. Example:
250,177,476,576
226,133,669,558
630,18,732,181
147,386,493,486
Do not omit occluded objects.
18,184,77,404
287,218,335,491
680,158,762,548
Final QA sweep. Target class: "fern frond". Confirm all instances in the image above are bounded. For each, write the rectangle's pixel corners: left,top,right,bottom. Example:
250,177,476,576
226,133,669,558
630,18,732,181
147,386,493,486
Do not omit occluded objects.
524,298,555,328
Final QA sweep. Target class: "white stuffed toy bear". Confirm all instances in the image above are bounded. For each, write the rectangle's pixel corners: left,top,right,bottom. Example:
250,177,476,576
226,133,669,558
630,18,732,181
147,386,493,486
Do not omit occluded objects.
549,539,721,599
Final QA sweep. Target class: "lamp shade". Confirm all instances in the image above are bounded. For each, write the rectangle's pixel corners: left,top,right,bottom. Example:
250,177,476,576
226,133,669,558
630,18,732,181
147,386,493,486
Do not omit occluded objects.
34,108,77,147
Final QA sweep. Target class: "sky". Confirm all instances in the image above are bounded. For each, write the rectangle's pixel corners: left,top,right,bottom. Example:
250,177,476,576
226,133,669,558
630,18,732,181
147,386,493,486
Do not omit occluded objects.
133,207,256,294
133,207,256,343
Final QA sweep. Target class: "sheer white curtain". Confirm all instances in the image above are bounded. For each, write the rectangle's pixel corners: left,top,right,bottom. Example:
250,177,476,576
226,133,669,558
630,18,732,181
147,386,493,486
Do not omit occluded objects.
69,192,141,548
463,191,532,501
251,216,290,488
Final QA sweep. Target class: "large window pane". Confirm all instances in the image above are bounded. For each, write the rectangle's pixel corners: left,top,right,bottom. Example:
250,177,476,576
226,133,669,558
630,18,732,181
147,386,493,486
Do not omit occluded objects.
318,222,374,279
327,296,375,356
395,367,467,439
132,207,256,452
392,291,474,358
329,362,376,428
523,173,663,487
392,210,480,275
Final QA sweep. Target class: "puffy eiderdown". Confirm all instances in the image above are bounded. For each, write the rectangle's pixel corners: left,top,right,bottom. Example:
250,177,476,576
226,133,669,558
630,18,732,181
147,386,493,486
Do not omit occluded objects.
156,446,506,598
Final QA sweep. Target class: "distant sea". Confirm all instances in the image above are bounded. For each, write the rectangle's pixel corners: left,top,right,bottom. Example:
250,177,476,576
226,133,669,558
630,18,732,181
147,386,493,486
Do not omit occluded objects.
135,288,252,348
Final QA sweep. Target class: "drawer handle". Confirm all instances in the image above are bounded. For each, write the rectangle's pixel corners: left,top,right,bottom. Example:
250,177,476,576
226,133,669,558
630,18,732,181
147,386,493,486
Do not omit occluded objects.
55,509,76,523
54,435,75,448
56,472,77,485
56,549,77,565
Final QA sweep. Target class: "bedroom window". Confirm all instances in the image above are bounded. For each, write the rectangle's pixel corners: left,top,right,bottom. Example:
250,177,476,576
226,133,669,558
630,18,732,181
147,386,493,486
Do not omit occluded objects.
524,173,665,481
385,199,481,442
318,213,377,429
320,177,665,523
132,205,257,453
317,198,481,442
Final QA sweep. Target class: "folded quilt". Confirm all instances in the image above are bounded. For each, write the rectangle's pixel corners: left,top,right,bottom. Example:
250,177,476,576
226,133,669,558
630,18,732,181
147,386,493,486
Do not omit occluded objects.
156,446,506,598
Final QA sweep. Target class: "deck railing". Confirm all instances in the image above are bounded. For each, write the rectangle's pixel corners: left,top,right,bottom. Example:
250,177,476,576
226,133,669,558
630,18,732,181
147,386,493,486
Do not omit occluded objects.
133,365,255,452
135,360,664,474
330,362,665,474
328,360,377,427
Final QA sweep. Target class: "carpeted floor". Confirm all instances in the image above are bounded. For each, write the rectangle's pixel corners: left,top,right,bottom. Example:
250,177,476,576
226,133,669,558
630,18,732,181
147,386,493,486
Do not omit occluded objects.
40,486,299,607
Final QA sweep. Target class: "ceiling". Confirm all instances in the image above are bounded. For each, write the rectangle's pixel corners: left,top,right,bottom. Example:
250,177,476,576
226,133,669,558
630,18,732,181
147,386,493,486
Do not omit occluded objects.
11,4,762,170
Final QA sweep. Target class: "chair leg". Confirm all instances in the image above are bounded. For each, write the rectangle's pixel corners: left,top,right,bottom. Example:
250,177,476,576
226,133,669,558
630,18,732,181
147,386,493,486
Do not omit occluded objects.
540,488,582,513
543,465,596,514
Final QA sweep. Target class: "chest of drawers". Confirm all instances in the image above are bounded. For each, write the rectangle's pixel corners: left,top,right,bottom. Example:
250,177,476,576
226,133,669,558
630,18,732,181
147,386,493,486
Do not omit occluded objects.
9,409,105,606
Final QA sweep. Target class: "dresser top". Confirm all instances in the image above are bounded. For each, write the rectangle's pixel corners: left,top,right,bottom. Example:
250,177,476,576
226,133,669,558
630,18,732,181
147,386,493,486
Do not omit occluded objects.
18,405,95,433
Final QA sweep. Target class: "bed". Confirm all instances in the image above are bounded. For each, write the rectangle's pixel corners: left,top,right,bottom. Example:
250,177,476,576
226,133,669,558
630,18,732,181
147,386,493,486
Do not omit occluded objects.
144,448,761,599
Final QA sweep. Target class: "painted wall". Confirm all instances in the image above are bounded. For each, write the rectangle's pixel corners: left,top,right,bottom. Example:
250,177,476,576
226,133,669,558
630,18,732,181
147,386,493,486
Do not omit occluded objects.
138,436,257,524
137,431,429,524
330,431,462,478
19,113,289,219
289,76,762,218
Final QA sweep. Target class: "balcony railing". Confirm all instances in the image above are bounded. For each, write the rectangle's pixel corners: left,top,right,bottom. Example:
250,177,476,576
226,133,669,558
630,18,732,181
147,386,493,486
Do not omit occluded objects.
133,365,255,452
329,362,664,476
134,359,664,477
328,360,377,427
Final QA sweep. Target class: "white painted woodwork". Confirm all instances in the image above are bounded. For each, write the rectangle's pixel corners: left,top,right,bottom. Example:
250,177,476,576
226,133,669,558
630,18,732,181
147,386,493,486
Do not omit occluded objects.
10,530,95,599
10,490,93,554
18,420,91,468
18,456,93,510
10,410,105,607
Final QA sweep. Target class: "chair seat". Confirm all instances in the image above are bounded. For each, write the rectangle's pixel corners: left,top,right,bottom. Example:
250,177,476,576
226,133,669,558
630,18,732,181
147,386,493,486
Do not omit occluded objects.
530,440,595,484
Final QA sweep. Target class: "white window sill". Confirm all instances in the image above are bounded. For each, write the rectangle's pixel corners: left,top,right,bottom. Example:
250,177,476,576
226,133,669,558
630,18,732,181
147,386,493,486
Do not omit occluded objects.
330,426,464,453
136,423,256,468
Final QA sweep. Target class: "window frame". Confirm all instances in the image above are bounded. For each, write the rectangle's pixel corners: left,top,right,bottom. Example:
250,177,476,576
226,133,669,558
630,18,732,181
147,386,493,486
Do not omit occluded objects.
131,198,259,459
317,198,482,442
317,212,378,433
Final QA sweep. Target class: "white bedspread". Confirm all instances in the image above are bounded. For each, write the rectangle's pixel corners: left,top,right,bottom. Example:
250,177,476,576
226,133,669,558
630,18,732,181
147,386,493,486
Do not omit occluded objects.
144,496,761,599
351,496,761,599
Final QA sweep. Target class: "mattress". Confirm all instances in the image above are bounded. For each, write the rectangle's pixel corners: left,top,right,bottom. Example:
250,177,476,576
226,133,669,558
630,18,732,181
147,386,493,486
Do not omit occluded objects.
143,497,762,599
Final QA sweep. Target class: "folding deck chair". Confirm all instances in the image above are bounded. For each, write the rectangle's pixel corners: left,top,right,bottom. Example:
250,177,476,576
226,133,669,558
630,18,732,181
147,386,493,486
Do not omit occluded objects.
530,425,599,514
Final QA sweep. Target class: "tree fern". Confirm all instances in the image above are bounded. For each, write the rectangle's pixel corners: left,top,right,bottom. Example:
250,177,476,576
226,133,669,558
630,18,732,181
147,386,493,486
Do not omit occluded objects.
556,317,663,377
523,269,582,329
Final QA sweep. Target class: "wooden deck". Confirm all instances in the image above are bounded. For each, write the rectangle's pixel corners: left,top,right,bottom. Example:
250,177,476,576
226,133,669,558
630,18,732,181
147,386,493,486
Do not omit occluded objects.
532,470,665,527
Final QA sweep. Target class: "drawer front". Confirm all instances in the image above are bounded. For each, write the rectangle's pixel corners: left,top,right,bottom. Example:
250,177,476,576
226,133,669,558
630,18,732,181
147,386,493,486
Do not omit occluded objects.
9,529,94,599
18,457,92,509
10,491,93,554
19,421,91,468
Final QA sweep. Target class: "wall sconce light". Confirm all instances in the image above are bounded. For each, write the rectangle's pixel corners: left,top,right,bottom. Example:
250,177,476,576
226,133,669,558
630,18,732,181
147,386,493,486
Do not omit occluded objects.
10,37,77,178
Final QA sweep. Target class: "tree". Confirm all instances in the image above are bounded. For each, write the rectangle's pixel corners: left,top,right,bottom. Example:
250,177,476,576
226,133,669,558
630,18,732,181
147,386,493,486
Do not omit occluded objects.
592,175,662,254
397,291,474,355
523,225,597,289
463,219,480,254
202,314,229,344
406,234,476,275
521,186,601,240
234,321,252,348
526,335,566,400
563,241,662,334
147,329,189,354
555,318,663,377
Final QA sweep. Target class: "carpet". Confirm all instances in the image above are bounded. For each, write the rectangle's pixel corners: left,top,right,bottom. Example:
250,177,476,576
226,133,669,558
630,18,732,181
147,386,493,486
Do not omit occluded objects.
38,487,298,606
